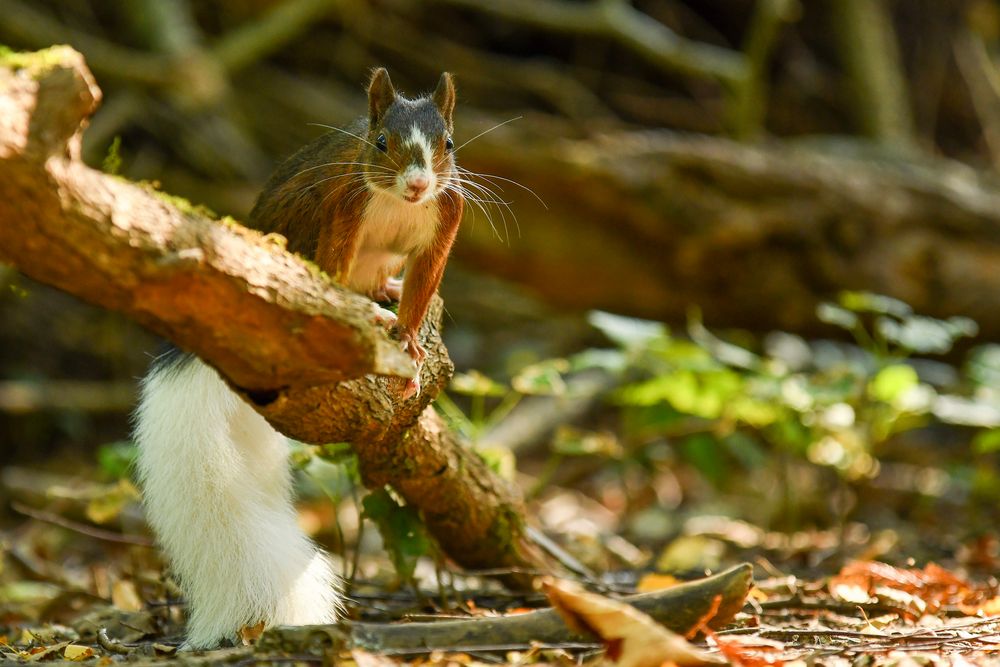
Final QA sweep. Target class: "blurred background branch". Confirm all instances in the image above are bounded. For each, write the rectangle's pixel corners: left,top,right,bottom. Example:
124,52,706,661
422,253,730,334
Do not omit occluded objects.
3,0,1000,556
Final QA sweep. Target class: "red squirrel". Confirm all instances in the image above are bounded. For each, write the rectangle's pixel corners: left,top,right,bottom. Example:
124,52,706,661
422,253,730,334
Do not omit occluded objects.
249,67,463,366
134,69,463,649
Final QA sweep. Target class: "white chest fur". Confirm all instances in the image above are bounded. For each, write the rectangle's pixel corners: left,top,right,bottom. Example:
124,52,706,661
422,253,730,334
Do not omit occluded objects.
348,189,441,293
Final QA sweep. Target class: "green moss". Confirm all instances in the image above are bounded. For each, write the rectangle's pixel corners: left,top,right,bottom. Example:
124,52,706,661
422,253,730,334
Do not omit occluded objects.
0,45,74,77
102,136,122,175
138,180,218,220
298,256,332,282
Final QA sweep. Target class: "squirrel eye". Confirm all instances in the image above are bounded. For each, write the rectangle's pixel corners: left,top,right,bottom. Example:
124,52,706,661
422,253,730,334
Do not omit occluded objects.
445,136,454,151
376,134,387,152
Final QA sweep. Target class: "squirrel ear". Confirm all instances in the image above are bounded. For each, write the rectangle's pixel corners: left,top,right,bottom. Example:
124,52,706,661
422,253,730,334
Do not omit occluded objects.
433,72,456,127
368,67,396,125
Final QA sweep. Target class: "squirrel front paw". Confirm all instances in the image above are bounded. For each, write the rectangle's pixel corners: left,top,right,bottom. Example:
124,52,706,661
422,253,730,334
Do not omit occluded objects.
371,303,398,328
368,278,403,303
392,326,426,363
389,326,424,399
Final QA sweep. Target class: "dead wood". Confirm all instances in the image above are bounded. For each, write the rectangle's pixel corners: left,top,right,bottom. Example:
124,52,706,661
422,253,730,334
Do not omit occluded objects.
0,47,547,579
259,563,753,653
455,124,1000,339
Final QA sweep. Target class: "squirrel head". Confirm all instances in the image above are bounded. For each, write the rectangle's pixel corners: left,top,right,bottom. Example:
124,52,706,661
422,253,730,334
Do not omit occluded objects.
364,68,457,205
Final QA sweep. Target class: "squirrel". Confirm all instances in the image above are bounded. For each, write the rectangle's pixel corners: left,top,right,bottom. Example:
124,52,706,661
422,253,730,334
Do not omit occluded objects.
133,68,464,649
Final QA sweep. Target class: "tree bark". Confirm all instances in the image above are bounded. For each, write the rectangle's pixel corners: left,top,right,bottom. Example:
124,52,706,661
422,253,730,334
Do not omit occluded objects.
0,47,547,578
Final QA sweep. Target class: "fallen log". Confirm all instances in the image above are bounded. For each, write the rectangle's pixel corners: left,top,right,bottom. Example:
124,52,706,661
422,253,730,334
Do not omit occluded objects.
458,125,1000,339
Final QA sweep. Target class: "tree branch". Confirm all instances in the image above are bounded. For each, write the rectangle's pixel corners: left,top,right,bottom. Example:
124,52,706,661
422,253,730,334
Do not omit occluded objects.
0,46,548,578
432,0,746,87
832,0,916,149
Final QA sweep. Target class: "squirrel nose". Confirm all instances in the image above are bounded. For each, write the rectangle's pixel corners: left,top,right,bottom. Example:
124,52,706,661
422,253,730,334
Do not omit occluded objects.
406,173,430,193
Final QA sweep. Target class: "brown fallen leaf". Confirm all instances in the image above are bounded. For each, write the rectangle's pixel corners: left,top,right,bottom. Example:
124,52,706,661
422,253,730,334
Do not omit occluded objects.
110,580,143,613
64,644,95,660
239,621,266,646
542,578,725,667
829,560,974,615
637,573,682,593
26,640,70,661
711,635,786,667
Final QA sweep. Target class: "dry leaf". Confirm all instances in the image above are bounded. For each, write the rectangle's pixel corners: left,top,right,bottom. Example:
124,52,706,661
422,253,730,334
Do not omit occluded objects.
238,621,265,646
711,635,787,667
64,644,94,660
85,479,141,525
542,578,724,667
26,641,70,661
637,573,681,593
351,648,401,667
829,560,975,615
110,580,143,613
152,643,177,656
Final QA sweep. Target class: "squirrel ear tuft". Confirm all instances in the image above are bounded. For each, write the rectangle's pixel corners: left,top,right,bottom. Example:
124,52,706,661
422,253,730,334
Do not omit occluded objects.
433,72,456,127
368,67,396,125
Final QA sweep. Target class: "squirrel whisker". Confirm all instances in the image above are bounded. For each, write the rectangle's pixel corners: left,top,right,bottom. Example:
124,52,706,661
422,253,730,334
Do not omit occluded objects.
289,161,396,182
444,182,506,243
448,176,519,241
451,116,523,155
456,166,547,210
307,122,401,168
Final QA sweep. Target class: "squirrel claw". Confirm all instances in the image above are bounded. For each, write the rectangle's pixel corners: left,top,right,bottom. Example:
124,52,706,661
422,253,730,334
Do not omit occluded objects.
371,303,398,328
401,376,421,399
392,327,426,363
384,278,403,301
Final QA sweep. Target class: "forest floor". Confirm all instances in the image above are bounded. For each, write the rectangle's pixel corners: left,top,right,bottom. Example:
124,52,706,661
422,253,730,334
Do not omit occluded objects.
4,456,1000,667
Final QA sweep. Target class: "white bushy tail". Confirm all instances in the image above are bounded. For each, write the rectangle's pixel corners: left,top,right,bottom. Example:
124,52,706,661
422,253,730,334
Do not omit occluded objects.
134,354,340,649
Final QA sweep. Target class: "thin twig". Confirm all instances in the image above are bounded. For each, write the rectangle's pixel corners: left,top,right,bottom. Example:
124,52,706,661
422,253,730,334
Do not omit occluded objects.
11,501,154,547
97,628,134,655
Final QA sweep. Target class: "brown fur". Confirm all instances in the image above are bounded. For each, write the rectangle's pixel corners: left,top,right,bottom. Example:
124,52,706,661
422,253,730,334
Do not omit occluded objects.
248,69,463,362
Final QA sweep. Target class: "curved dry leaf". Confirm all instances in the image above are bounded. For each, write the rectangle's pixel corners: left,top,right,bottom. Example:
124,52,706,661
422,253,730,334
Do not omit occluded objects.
542,578,724,667
111,579,143,613
63,644,94,661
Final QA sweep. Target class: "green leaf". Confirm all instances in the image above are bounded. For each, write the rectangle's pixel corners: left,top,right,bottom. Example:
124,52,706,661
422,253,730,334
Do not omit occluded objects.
96,441,136,480
816,302,859,330
511,359,569,395
868,364,919,403
476,445,517,480
968,345,1000,389
618,368,742,419
839,291,912,317
680,433,726,486
316,442,354,463
450,370,507,397
362,489,432,585
569,348,627,373
727,395,782,427
551,426,622,458
651,339,715,370
588,311,668,348
878,315,977,355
